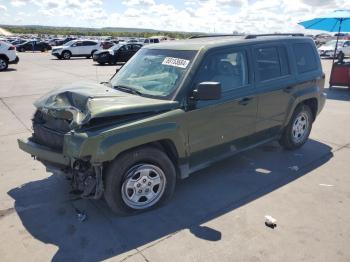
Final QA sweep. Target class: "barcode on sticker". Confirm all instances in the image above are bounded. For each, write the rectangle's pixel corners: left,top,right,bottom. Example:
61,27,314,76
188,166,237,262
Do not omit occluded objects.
162,57,190,68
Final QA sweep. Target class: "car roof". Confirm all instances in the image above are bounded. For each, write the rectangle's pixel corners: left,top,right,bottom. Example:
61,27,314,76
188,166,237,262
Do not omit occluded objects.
143,36,312,51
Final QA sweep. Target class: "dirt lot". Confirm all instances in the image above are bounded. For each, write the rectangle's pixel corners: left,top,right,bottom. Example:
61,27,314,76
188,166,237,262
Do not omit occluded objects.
0,52,350,262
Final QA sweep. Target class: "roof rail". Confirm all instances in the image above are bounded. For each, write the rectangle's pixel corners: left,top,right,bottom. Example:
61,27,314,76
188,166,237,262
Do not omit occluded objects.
245,33,304,39
189,34,243,39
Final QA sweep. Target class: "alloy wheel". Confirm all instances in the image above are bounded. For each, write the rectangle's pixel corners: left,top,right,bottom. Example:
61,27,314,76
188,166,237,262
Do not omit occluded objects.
292,111,309,143
121,164,166,209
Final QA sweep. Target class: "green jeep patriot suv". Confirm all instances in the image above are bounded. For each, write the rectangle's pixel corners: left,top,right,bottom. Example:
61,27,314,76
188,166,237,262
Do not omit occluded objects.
18,34,326,214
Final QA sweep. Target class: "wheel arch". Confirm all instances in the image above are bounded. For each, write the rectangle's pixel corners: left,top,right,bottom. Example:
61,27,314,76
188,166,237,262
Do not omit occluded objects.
284,92,319,127
302,98,318,121
62,49,72,55
101,139,182,179
0,54,9,61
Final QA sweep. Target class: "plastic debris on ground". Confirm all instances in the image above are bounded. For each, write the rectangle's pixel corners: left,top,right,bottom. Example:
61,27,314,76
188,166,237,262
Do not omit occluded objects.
264,215,277,229
319,183,334,187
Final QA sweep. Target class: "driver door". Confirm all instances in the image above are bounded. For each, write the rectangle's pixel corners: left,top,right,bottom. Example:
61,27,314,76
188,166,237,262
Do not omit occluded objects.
70,41,83,55
186,47,258,168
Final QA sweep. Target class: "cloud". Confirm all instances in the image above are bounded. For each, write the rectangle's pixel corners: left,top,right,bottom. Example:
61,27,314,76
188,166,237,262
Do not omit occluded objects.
0,4,7,11
4,0,350,33
10,0,28,7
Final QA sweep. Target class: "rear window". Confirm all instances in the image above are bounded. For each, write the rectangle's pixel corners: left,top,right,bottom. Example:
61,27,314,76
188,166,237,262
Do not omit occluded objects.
293,43,318,74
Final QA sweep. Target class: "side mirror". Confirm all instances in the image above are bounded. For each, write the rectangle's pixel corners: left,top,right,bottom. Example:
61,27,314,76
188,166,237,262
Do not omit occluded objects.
192,82,221,100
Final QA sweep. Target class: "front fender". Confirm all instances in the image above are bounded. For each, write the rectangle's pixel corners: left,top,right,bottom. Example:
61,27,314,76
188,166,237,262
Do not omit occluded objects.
94,121,187,163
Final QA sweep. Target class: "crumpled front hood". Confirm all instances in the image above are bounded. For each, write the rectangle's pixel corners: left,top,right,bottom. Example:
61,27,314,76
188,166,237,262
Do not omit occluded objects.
34,81,179,128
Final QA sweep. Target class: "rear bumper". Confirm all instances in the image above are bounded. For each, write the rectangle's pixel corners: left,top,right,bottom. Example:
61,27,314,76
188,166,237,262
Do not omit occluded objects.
18,138,70,167
9,56,19,64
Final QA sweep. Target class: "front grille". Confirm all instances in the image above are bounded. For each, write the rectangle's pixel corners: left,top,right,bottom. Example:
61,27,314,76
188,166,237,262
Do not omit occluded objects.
31,110,71,151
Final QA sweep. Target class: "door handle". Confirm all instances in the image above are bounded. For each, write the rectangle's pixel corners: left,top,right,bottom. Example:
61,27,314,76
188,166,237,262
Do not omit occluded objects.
238,97,253,106
283,86,294,93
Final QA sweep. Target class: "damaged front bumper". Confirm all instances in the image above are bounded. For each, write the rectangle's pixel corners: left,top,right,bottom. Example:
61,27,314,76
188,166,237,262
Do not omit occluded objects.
18,138,70,167
18,137,104,199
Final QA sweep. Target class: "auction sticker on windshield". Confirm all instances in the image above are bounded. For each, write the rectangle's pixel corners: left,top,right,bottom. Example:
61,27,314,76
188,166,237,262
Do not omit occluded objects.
162,57,190,68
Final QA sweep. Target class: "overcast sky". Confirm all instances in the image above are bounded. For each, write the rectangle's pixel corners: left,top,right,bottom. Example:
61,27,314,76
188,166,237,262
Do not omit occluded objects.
0,0,349,33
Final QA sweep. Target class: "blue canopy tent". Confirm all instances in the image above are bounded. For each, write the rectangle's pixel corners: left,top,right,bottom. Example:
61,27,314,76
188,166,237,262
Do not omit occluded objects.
299,10,350,57
299,10,350,86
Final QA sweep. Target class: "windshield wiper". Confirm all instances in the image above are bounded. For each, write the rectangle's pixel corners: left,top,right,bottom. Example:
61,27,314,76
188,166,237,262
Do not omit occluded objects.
113,85,143,96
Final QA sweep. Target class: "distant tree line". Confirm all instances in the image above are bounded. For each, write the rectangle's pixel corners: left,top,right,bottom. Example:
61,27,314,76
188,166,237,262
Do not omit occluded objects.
2,25,196,39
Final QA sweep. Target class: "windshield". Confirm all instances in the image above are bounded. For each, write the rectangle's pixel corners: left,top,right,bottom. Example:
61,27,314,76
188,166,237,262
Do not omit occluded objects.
63,40,75,46
110,48,197,98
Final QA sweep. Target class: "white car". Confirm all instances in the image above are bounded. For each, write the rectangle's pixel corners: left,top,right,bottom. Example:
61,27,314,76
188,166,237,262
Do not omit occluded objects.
51,40,100,60
0,40,19,71
318,40,350,58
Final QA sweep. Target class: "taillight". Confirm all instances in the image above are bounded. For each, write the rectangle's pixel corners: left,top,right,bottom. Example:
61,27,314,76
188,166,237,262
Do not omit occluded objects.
8,46,15,50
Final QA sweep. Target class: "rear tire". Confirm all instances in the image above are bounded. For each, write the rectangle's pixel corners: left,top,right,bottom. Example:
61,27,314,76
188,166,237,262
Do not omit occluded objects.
279,104,313,150
0,57,8,71
104,146,176,215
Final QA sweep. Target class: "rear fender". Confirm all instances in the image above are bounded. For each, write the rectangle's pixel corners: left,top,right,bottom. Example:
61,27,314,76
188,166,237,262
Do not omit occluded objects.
283,85,320,127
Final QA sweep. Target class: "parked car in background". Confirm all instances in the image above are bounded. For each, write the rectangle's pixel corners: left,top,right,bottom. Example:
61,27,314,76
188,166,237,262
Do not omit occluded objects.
100,41,115,50
93,43,142,65
48,38,61,46
55,37,76,46
0,40,19,71
318,40,350,58
127,39,139,43
16,41,52,52
51,40,100,59
143,36,168,44
11,39,26,46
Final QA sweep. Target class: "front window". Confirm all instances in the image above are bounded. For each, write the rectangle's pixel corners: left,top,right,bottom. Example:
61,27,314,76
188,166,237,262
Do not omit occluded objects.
63,40,75,46
110,48,197,98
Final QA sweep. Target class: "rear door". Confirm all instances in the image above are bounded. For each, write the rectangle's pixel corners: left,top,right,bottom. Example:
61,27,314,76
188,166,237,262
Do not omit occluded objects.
83,41,98,55
253,43,295,139
186,47,258,168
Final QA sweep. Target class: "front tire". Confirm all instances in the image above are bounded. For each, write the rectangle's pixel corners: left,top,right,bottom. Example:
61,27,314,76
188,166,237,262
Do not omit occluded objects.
104,146,176,215
279,104,313,150
62,51,71,60
0,57,8,71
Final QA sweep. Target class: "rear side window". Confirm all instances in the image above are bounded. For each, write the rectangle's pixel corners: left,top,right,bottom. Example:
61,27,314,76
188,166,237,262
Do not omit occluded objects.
254,46,289,81
83,41,97,46
293,43,318,74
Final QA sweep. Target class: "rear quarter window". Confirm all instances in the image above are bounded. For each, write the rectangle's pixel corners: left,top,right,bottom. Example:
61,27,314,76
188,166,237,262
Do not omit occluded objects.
293,43,318,74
